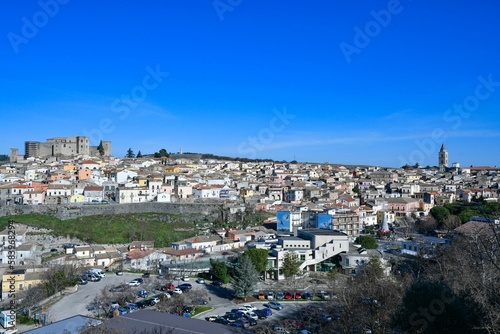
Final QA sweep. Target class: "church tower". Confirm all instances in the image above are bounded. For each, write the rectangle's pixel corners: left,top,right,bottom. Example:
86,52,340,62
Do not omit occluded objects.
439,144,448,169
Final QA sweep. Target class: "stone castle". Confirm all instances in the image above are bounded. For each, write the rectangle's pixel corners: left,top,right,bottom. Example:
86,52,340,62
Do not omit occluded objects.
10,136,111,161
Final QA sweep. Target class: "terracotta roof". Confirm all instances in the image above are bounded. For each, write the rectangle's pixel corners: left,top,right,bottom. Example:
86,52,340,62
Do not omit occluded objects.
84,186,104,191
81,160,99,164
127,250,154,259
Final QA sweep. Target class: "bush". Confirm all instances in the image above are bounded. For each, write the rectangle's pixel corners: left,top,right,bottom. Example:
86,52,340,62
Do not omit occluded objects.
355,235,378,249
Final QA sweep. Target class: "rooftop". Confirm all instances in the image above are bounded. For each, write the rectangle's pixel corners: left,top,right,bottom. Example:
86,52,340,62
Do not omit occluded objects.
299,228,348,236
88,309,250,334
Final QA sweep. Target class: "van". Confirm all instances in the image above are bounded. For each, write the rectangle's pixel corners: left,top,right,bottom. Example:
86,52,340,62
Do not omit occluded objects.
89,268,106,278
86,273,101,282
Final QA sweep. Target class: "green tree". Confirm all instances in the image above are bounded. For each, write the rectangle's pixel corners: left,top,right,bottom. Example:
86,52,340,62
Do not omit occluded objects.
243,248,269,274
154,148,169,158
429,206,451,227
136,150,143,158
97,140,105,156
355,235,378,249
231,254,259,301
352,185,361,196
282,251,301,280
209,258,230,283
126,148,135,158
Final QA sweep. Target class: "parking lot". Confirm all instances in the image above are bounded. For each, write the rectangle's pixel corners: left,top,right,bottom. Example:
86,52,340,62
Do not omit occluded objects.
47,272,236,322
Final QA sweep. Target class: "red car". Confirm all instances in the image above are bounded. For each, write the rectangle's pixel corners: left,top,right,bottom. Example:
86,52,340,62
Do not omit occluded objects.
294,291,302,299
284,291,293,300
162,283,175,291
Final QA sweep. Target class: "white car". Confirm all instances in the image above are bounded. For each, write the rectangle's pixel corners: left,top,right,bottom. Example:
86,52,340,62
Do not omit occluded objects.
128,280,140,286
237,307,250,314
242,304,256,312
182,276,190,281
246,312,258,320
172,288,183,294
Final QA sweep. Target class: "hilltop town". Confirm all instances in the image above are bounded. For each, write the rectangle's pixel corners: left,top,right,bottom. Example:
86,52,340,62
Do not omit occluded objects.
0,136,498,333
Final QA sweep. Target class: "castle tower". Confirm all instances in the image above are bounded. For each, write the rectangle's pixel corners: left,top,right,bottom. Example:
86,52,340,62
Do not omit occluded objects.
439,144,448,169
9,148,18,163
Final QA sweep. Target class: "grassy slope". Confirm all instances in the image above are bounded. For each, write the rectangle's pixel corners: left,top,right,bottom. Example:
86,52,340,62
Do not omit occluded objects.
0,213,198,247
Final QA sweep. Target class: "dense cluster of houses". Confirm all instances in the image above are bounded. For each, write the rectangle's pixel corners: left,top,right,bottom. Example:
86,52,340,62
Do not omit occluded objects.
0,146,499,294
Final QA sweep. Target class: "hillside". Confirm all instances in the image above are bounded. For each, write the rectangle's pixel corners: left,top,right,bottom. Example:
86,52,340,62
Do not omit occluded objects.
0,213,202,247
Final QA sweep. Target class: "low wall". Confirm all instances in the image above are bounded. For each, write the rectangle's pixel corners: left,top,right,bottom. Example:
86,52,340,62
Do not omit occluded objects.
0,202,226,220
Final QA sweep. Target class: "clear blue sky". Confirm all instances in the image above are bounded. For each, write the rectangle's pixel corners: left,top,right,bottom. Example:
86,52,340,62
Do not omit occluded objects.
1,0,500,167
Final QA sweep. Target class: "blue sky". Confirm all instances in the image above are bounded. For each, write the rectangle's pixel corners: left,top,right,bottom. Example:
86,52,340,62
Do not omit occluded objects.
1,0,500,167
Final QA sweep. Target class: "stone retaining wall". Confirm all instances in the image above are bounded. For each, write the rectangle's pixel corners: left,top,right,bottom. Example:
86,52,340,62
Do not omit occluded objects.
0,202,226,220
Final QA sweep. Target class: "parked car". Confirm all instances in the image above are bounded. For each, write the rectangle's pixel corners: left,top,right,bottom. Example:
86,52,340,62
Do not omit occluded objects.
171,288,182,294
276,291,285,300
302,291,312,300
162,283,176,291
267,301,283,310
242,304,256,312
110,285,127,292
126,303,138,312
136,301,148,309
181,275,190,281
144,298,157,306
117,307,129,315
253,309,268,319
178,283,192,291
134,278,144,284
317,290,331,299
192,297,208,305
224,313,242,322
294,291,302,299
137,289,148,298
267,291,274,300
230,320,250,328
243,315,257,326
284,291,293,300
205,315,219,322
86,273,101,282
195,278,205,284
128,280,141,287
260,307,273,316
214,317,230,325
212,279,223,286
246,312,259,321
115,270,123,276
142,272,150,278
76,277,88,285
86,302,101,311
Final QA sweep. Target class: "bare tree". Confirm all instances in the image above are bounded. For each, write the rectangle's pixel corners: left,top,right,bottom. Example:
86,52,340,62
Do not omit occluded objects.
43,264,80,296
156,294,186,315
442,214,462,231
16,284,46,315
426,224,500,333
334,272,409,334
